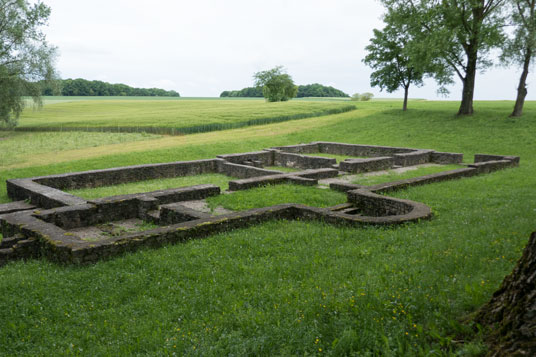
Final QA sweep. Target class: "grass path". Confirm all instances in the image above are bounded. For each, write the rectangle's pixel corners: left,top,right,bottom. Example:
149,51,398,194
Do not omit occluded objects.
3,108,376,170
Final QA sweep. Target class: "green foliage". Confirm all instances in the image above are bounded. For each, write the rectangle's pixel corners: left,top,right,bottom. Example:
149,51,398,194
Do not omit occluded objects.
380,0,508,114
220,87,263,97
45,78,180,97
350,93,361,101
0,0,57,127
253,66,298,102
502,0,536,65
363,19,424,109
360,92,374,101
296,83,349,98
221,83,348,98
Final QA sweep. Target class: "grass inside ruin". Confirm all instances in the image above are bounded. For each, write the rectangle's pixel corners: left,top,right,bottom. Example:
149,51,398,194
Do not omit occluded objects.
207,184,347,211
352,164,465,185
67,173,235,199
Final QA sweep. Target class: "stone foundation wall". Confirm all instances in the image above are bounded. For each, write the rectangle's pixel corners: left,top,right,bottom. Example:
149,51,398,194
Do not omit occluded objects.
431,151,464,164
217,161,281,179
316,141,415,157
339,157,394,173
274,152,336,169
393,150,433,167
217,151,275,166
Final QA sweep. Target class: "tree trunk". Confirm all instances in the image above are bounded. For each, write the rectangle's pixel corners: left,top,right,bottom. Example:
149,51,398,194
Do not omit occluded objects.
511,48,532,117
403,85,409,111
474,231,536,356
458,47,478,116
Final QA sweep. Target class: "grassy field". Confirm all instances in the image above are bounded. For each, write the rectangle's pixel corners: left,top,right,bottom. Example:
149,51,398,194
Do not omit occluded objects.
14,97,356,135
0,99,535,355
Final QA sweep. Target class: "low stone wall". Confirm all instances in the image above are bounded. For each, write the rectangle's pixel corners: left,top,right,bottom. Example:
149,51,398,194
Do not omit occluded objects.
217,161,281,179
0,197,434,265
393,150,433,167
431,151,464,164
339,157,394,173
274,152,336,169
0,200,36,215
7,179,87,209
469,159,519,174
369,167,477,193
159,203,212,225
347,188,429,218
34,184,220,229
316,141,415,157
474,154,520,165
271,143,320,153
217,151,274,166
0,142,521,267
228,168,338,191
35,159,220,190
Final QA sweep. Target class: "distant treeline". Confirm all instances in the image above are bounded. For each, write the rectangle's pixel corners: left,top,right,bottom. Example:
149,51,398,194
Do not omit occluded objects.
220,83,349,98
41,78,180,97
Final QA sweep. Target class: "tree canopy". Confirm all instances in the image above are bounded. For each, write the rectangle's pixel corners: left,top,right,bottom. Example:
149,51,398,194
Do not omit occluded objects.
0,0,57,127
41,78,180,97
379,0,507,115
363,17,424,111
253,66,298,102
220,83,348,98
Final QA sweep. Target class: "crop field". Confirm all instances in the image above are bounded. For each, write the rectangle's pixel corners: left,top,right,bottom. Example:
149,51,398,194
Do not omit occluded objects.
0,99,535,355
15,97,356,135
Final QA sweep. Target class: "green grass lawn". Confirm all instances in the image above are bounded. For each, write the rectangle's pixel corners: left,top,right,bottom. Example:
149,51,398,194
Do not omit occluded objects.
0,99,535,355
207,184,347,211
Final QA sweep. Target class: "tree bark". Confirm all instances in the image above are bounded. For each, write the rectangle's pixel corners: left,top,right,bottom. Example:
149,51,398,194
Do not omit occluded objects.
511,48,532,117
458,46,478,116
474,231,536,356
403,85,409,111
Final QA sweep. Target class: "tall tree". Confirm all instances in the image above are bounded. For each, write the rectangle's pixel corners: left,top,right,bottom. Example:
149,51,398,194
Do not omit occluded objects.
383,0,507,115
0,0,57,127
363,20,424,111
503,0,536,117
253,66,298,102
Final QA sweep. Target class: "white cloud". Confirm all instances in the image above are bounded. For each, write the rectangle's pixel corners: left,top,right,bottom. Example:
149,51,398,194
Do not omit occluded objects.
43,0,533,100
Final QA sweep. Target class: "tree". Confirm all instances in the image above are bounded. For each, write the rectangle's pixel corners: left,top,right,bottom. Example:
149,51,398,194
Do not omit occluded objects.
382,0,507,115
253,66,298,102
503,0,536,117
363,20,424,111
0,0,57,127
474,231,536,355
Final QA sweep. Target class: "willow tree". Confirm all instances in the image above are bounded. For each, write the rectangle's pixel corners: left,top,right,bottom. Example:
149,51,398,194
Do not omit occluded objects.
0,0,57,127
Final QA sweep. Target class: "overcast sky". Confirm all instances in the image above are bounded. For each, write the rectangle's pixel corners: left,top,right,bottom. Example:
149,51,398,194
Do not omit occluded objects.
44,0,533,100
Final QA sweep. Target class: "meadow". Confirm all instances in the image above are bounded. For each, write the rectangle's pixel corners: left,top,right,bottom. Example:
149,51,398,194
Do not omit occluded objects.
15,97,356,135
0,98,535,355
